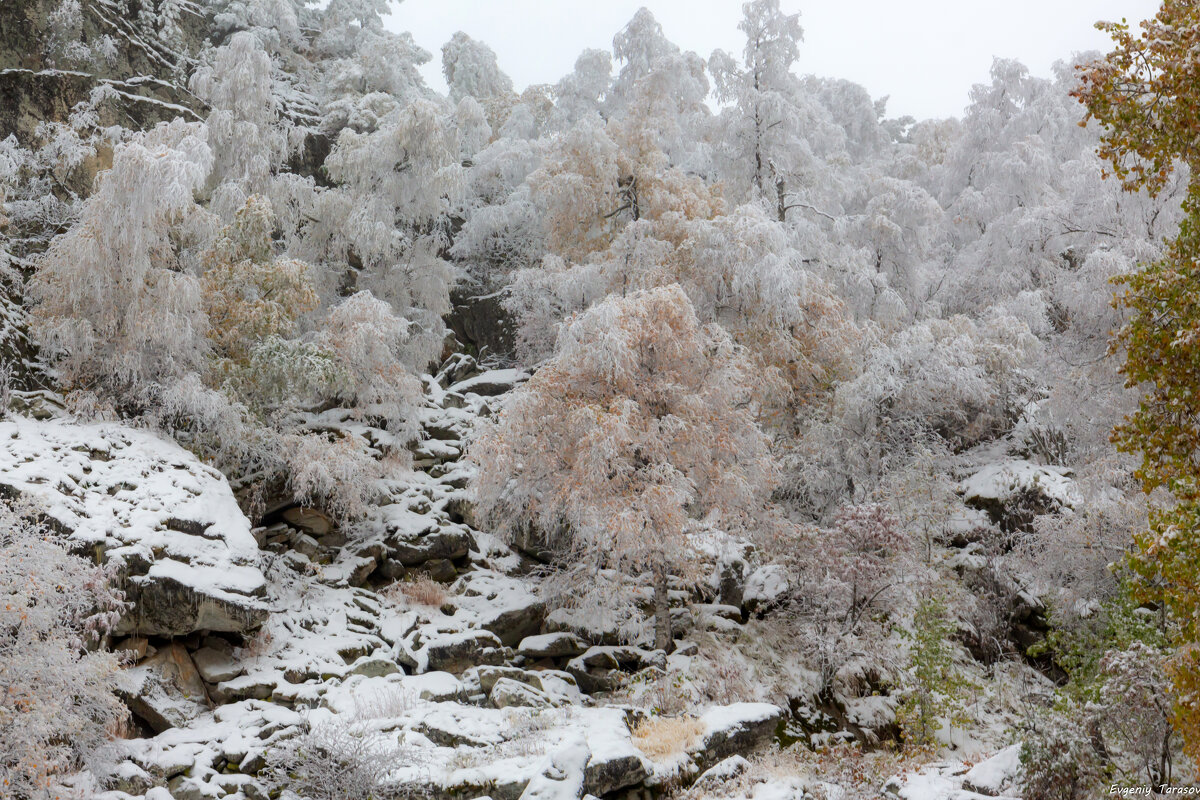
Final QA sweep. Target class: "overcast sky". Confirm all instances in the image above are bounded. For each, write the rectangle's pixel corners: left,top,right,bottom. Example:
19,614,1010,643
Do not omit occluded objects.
384,0,1162,121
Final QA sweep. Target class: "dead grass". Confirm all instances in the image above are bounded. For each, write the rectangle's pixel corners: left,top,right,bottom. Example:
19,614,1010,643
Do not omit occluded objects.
382,576,447,608
352,685,414,720
631,715,707,759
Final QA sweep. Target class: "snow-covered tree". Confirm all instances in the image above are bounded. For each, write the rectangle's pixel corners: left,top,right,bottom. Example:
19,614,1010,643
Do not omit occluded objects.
190,31,293,216
709,0,844,209
30,120,213,397
471,285,778,651
323,97,463,364
442,31,513,103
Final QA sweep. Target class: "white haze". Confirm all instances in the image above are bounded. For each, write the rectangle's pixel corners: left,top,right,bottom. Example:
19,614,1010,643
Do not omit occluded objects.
388,0,1162,120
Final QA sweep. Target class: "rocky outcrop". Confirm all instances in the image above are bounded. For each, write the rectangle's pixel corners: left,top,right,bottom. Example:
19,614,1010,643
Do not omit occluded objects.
117,642,212,733
0,417,268,637
0,0,208,150
959,460,1078,533
446,282,517,359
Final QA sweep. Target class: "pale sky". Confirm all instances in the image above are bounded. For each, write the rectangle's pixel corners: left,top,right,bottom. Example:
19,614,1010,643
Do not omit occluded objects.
384,0,1162,121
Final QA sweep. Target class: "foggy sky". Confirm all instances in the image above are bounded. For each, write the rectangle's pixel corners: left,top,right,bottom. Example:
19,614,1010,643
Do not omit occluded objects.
385,0,1162,120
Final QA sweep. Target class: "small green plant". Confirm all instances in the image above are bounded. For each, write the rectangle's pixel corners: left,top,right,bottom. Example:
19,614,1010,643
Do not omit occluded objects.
896,593,972,748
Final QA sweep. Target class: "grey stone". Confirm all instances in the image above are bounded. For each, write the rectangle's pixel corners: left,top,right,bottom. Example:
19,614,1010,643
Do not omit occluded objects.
518,632,589,660
386,526,473,566
113,573,267,638
423,630,505,674
192,646,244,684
490,677,555,709
117,643,210,733
282,506,334,536
349,655,401,678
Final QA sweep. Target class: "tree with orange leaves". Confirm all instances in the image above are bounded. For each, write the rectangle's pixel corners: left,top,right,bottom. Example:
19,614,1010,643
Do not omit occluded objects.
1075,0,1200,766
469,285,779,652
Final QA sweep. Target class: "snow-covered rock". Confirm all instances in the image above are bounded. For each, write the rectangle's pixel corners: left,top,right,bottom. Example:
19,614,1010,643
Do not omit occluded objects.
694,754,752,789
491,677,556,709
743,565,790,613
519,735,590,800
191,647,244,684
519,632,589,660
959,460,1078,531
695,703,783,769
884,760,1022,800
0,417,267,636
416,629,507,674
117,643,211,733
449,367,530,398
962,745,1021,796
452,569,546,646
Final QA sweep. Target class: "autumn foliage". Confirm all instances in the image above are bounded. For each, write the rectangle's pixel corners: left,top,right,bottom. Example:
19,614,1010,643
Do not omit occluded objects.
1076,0,1200,766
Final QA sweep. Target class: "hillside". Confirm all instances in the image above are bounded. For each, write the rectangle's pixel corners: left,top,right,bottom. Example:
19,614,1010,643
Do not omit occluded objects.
0,1,1194,799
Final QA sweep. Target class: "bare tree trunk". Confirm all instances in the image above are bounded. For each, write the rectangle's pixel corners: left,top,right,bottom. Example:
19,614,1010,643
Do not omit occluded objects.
653,568,674,653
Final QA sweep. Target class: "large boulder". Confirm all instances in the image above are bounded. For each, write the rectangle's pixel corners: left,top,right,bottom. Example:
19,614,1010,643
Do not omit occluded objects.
116,643,211,733
518,632,588,660
378,505,474,566
581,709,651,796
0,417,268,637
959,460,1079,533
452,570,546,647
417,629,506,674
694,703,783,769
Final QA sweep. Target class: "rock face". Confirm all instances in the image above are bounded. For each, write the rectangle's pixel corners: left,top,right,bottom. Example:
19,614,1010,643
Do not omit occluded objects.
7,348,797,800
0,0,208,157
694,703,784,770
0,417,267,636
446,283,517,359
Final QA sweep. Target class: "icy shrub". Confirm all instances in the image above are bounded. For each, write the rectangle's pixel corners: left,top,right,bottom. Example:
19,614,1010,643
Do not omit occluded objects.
262,719,394,800
1019,706,1105,800
0,502,128,797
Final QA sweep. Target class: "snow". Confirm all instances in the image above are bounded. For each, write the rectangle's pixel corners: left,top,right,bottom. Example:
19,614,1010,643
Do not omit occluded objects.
887,760,1023,800
0,416,266,601
449,368,530,396
962,745,1021,795
743,564,790,607
518,735,590,800
699,702,783,736
958,460,1080,508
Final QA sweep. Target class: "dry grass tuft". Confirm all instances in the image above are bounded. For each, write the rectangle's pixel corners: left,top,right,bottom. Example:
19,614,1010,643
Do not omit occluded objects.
383,576,448,608
631,715,707,759
353,685,414,720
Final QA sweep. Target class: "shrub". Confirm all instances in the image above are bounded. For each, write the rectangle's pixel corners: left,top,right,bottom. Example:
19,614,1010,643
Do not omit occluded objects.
262,719,394,800
0,502,128,797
